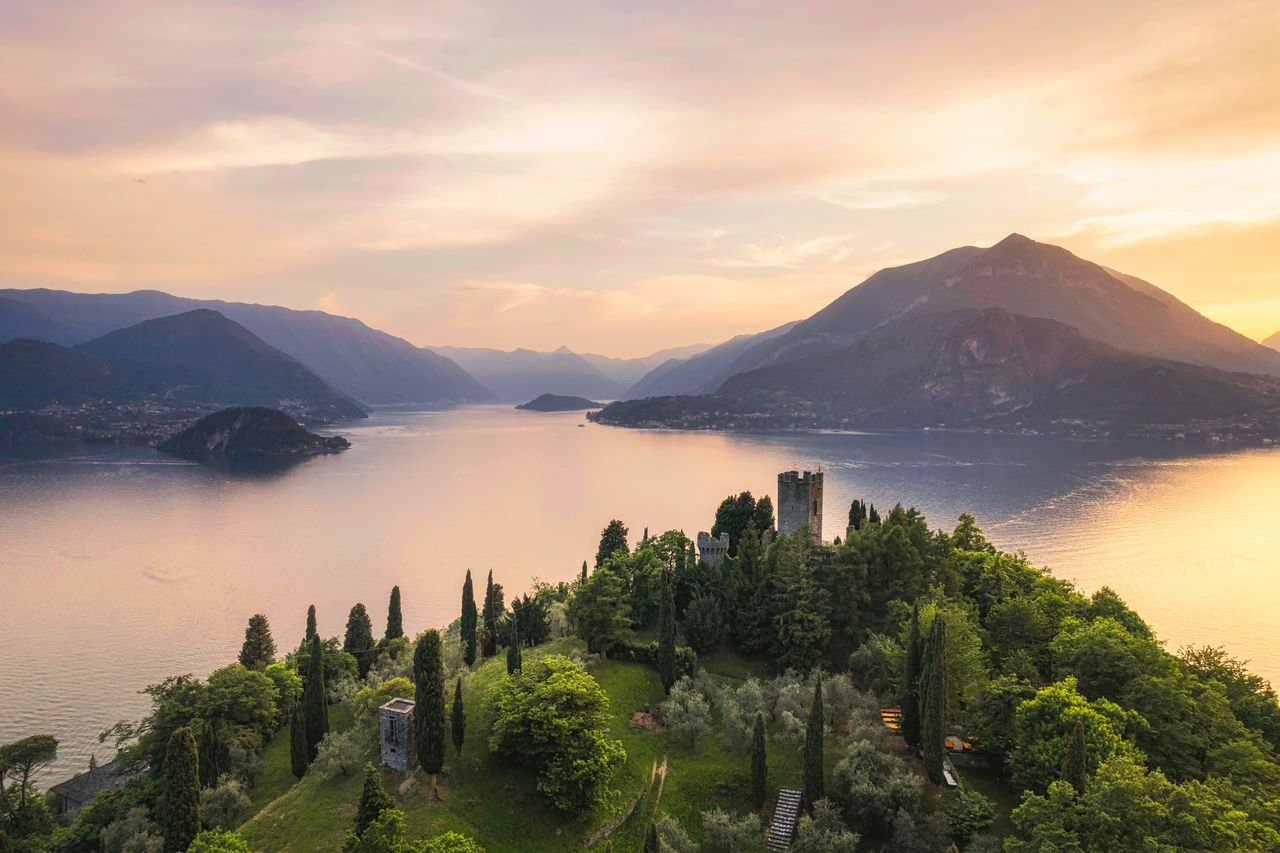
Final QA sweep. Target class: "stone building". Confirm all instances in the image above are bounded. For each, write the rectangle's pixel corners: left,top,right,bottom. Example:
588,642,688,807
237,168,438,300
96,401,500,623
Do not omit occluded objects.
379,697,416,772
696,531,731,568
777,468,823,541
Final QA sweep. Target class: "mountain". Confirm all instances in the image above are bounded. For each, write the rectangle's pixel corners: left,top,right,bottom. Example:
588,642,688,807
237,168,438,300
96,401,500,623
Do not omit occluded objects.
515,393,602,412
708,234,1280,382
0,339,123,409
158,407,349,463
577,343,711,389
621,321,800,399
1266,331,1280,352
76,310,367,421
429,345,623,402
594,308,1280,436
0,288,491,405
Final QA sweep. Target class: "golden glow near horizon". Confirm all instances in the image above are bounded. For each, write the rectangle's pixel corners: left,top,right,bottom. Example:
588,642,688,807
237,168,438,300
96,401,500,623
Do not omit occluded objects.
0,1,1277,356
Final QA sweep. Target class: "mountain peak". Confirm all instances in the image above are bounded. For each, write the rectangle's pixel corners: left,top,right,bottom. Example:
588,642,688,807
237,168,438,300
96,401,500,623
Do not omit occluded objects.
992,232,1035,248
553,345,576,355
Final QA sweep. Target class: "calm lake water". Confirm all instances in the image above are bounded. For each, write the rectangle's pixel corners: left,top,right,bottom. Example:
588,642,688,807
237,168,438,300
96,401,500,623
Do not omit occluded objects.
3,405,1278,784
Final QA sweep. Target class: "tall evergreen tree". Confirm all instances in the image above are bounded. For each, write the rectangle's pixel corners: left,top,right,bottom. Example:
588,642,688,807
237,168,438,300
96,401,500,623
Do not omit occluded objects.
344,603,376,679
157,726,200,853
753,495,775,535
656,569,677,693
868,504,881,525
750,712,768,812
305,604,318,645
728,519,768,653
302,634,328,762
506,610,523,675
289,702,308,779
802,674,825,810
238,613,277,669
595,519,630,567
1061,719,1088,794
461,570,477,667
644,822,660,853
920,614,948,785
900,602,923,748
385,586,403,641
355,762,394,836
414,630,447,779
580,560,588,583
481,570,498,658
451,678,465,756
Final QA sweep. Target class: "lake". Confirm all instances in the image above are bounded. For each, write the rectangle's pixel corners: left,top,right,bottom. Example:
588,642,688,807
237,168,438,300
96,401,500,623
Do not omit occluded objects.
2,405,1278,784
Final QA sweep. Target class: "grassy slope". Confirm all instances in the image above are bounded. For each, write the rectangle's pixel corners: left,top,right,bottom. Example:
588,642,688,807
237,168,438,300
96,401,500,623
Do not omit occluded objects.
240,639,830,852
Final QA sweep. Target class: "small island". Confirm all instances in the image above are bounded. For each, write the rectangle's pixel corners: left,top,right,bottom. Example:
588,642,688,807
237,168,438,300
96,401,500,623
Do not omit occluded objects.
158,406,350,463
515,393,603,412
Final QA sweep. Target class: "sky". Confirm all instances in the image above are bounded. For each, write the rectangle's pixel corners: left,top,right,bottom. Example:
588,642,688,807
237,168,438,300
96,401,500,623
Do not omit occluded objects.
1,0,1277,357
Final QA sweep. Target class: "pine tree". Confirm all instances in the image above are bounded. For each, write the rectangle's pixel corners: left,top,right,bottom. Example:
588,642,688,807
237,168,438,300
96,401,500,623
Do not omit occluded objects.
481,571,498,658
414,630,447,778
644,822,660,853
451,678,465,756
302,634,328,762
238,613,277,669
305,604,318,644
385,586,403,641
344,603,376,679
802,674,825,810
920,613,948,785
461,570,477,667
900,602,923,748
750,712,768,811
355,762,394,836
728,519,767,653
656,569,677,693
289,701,308,779
157,726,200,853
595,519,630,567
1061,719,1088,794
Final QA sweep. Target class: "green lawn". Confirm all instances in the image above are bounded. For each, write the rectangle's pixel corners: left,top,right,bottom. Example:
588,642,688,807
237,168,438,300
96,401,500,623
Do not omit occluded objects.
240,639,825,852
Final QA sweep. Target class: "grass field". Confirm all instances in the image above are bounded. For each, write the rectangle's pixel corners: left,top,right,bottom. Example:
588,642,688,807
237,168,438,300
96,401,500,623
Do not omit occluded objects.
239,638,837,851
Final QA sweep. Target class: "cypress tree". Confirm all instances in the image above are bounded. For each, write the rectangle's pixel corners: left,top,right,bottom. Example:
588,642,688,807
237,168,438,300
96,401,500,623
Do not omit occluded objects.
900,601,923,748
461,570,477,667
581,560,588,583
802,674,824,810
644,822,660,853
302,634,328,762
750,712,768,811
385,586,403,641
289,701,308,779
305,604,318,645
1061,719,1088,794
451,678,465,756
355,762,394,836
921,613,948,785
238,613,277,669
414,630,447,779
344,603,376,679
481,570,498,658
595,519,630,567
656,569,677,693
506,611,522,675
156,726,200,853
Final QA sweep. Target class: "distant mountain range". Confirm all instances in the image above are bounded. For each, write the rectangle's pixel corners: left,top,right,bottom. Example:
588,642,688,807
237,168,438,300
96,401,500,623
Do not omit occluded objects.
1,310,366,423
0,288,490,405
594,235,1280,438
1266,331,1280,352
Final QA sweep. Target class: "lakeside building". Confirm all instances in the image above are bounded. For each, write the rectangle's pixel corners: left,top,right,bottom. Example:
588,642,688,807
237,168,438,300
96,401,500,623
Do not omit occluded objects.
696,531,731,568
778,468,823,541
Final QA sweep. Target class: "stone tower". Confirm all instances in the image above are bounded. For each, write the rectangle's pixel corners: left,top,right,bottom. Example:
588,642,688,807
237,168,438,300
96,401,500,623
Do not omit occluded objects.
378,697,416,772
777,468,823,541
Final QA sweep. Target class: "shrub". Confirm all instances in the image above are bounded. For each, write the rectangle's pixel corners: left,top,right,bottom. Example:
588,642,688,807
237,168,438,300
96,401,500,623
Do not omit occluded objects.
662,677,713,749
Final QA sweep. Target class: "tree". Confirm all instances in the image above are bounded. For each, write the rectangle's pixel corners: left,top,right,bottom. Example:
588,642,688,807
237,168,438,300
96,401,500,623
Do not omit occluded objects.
770,528,830,671
156,727,200,853
793,798,859,853
302,635,329,762
831,739,922,832
506,611,523,675
344,603,376,679
0,734,57,814
662,677,712,748
289,702,308,778
750,712,767,812
682,592,723,652
355,763,394,836
920,612,948,784
305,604,318,644
567,562,631,653
657,570,677,692
238,614,276,669
481,571,498,658
753,495,775,535
1060,719,1088,794
187,829,255,852
414,630,447,779
451,678,465,756
580,560,588,583
385,587,403,641
726,520,769,653
644,821,660,853
847,498,867,532
595,519,630,567
199,778,250,830
901,602,923,748
802,675,824,810
461,570,477,667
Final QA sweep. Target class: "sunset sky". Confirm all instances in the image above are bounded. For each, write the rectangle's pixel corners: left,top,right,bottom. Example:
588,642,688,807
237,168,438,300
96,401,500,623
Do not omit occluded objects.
1,0,1277,357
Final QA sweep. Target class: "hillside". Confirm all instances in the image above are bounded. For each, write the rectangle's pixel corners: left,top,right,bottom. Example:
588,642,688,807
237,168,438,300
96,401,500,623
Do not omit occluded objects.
578,342,711,389
430,345,622,402
0,339,123,408
594,308,1280,437
0,288,491,405
621,321,799,399
158,407,350,462
1266,331,1280,352
77,309,368,422
515,393,602,412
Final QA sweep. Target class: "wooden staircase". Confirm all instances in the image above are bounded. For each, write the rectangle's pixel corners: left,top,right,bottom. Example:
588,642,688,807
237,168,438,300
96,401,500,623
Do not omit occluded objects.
766,788,802,850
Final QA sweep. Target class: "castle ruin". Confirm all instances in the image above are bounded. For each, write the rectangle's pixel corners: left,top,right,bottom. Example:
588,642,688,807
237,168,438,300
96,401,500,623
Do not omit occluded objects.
777,468,823,541
379,697,416,772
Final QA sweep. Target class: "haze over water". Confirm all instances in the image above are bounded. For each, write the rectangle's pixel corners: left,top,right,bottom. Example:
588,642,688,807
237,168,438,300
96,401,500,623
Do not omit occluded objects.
3,406,1278,784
